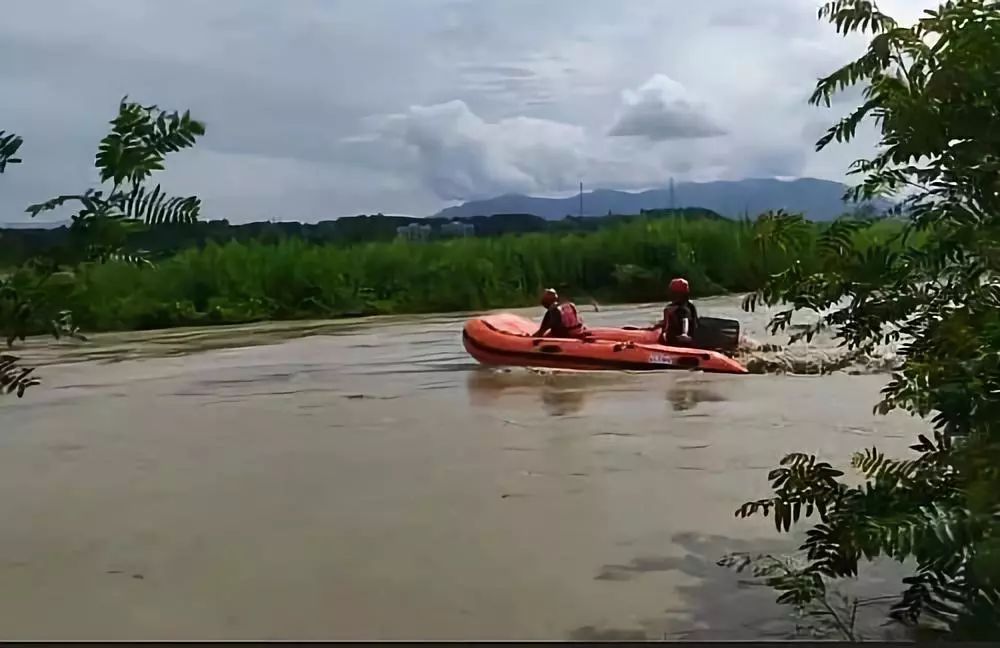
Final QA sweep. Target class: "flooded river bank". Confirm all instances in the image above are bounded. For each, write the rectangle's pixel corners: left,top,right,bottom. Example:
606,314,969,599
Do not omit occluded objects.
0,298,925,639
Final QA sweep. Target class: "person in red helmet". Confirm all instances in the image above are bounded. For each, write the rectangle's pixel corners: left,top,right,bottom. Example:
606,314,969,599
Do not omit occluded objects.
533,288,587,338
654,277,699,346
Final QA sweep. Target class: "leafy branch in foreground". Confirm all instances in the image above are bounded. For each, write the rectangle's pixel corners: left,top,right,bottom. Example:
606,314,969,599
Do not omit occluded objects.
0,354,39,398
718,551,899,640
27,97,206,266
0,128,41,397
736,0,1000,639
0,130,24,173
0,101,204,398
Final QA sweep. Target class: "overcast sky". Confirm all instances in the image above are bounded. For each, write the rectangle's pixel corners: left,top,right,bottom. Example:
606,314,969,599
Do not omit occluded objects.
1,0,933,224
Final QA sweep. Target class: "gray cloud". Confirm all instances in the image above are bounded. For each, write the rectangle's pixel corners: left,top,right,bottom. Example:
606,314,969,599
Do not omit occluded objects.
608,75,727,140
0,0,938,223
459,65,539,79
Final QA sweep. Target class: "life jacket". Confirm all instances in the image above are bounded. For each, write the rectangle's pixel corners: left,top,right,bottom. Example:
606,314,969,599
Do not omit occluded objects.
558,302,586,336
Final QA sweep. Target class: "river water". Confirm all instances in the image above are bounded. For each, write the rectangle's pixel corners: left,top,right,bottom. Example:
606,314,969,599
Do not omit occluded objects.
0,297,926,640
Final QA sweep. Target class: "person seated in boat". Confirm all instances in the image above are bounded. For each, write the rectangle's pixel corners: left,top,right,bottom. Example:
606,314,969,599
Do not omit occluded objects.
653,277,699,346
533,288,588,338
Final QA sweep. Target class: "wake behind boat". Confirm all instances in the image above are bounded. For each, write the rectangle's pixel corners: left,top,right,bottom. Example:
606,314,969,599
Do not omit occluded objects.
462,313,748,374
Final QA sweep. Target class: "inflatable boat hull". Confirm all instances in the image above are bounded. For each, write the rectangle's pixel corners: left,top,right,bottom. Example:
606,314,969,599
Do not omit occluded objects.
462,314,748,374
584,326,659,344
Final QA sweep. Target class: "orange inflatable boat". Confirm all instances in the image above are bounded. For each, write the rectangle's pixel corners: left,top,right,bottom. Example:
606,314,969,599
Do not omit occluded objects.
462,313,748,374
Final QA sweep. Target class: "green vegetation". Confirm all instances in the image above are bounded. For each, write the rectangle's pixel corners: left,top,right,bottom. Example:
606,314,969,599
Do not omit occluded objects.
1,97,207,395
5,212,904,334
0,129,35,396
0,131,23,173
0,208,728,268
727,0,1000,639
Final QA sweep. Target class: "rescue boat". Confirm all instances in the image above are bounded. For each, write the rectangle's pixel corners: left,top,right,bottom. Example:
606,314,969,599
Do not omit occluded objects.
462,313,748,374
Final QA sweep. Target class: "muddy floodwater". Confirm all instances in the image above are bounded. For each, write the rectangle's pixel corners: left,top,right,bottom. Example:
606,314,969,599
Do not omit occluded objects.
0,297,926,640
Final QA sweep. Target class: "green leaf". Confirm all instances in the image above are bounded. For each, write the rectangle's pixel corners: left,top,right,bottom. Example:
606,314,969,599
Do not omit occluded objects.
0,130,24,173
735,1,1000,636
0,353,39,396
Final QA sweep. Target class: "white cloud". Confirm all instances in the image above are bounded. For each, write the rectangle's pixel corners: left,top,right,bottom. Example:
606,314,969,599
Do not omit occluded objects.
369,100,590,200
609,74,727,140
361,98,735,202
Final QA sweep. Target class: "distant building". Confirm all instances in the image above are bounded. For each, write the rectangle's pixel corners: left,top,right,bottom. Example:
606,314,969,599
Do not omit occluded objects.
440,221,475,238
396,222,432,242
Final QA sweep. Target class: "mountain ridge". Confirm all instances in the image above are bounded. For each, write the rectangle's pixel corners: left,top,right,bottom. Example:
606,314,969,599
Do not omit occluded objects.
431,177,891,221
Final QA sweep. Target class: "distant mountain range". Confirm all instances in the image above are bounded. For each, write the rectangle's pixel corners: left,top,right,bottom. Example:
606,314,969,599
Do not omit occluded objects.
0,219,70,230
0,178,890,229
431,177,891,222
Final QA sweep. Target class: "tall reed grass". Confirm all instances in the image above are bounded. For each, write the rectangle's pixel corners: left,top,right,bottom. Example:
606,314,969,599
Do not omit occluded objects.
51,216,903,332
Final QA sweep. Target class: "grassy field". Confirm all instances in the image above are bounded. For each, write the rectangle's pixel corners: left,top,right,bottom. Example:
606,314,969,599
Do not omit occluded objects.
11,215,906,334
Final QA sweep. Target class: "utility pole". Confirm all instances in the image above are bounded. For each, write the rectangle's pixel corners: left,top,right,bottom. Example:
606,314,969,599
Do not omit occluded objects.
579,181,584,218
669,177,676,211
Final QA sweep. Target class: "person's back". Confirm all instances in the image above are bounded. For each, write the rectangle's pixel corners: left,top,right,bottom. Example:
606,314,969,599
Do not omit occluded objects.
659,278,698,346
662,298,698,345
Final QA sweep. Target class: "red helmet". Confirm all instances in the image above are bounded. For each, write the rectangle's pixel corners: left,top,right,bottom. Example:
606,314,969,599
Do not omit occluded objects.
540,288,558,306
668,277,690,296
